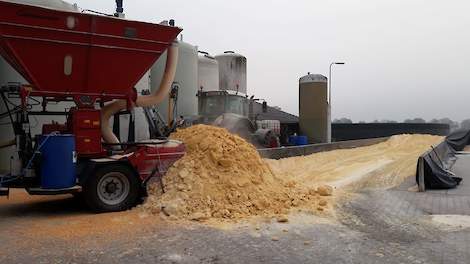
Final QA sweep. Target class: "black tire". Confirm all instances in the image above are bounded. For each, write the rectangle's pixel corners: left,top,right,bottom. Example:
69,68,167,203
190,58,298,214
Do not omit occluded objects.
72,192,83,200
83,163,140,213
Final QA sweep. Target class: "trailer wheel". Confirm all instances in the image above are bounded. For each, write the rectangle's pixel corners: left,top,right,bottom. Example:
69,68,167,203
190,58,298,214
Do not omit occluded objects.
83,164,140,212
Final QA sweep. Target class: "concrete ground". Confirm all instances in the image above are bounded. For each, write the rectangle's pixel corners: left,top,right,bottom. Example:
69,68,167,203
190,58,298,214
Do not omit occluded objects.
2,156,470,263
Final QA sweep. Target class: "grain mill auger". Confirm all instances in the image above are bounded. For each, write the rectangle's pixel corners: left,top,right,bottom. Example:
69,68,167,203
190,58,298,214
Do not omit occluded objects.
0,0,186,212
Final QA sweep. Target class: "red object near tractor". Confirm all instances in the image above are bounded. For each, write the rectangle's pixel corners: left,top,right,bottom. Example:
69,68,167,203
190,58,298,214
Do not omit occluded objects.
0,0,186,212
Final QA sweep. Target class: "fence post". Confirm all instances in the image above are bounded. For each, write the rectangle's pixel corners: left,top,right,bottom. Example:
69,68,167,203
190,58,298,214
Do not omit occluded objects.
418,157,426,192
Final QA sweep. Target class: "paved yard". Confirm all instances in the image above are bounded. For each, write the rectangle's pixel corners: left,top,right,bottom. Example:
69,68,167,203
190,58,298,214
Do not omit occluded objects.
1,155,470,263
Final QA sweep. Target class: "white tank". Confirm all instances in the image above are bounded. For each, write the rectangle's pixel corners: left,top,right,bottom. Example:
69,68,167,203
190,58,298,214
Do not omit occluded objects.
150,41,198,122
4,0,79,11
0,56,27,87
215,51,247,94
198,52,219,91
0,57,26,172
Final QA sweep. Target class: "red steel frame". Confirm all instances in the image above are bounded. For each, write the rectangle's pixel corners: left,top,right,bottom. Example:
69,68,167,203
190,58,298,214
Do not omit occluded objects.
128,143,186,181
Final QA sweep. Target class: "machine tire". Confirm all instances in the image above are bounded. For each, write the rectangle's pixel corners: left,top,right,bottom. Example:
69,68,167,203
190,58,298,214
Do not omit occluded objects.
83,163,140,213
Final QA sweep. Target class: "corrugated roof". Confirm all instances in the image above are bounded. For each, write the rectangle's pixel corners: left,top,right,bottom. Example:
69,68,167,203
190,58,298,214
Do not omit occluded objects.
252,102,299,124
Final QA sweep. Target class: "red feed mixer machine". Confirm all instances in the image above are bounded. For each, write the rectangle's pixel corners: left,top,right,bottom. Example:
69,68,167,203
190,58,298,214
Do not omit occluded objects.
0,1,186,212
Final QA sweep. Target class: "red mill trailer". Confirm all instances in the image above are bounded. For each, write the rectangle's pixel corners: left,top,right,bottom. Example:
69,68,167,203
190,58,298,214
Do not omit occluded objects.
0,0,185,212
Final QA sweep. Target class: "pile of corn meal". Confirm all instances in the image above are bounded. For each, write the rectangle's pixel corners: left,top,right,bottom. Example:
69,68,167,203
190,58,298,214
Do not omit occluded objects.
142,125,330,221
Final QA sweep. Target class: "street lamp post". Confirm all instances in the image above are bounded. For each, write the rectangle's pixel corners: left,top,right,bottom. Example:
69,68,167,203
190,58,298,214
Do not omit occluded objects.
328,62,345,143
328,62,345,105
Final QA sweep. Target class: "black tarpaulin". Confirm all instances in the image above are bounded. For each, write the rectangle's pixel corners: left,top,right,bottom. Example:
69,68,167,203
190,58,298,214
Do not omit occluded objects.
417,153,462,189
446,129,470,151
416,138,462,190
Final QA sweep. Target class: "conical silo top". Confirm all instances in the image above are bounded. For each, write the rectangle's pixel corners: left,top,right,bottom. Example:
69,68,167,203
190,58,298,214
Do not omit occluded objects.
299,74,327,84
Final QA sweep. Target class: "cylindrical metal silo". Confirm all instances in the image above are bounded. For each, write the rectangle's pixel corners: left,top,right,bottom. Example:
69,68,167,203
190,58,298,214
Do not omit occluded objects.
150,41,198,122
215,51,247,94
197,52,219,91
299,74,331,144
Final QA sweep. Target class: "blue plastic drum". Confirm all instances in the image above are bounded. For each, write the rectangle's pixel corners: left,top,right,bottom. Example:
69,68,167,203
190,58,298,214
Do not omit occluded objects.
295,136,309,146
39,134,76,189
289,135,297,145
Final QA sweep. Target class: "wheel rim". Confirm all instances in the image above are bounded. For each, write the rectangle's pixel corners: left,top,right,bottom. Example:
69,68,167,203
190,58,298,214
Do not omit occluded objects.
97,172,130,206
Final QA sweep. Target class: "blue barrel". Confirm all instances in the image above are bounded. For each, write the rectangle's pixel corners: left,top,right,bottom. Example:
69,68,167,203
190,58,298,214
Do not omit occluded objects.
39,134,76,189
289,135,297,145
295,136,309,146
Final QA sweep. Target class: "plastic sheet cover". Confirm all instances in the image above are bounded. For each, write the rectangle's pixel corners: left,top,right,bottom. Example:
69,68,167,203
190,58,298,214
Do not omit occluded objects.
446,129,470,151
416,130,467,189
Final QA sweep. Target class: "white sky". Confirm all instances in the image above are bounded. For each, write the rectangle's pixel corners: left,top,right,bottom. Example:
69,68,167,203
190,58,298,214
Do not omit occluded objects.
74,0,470,122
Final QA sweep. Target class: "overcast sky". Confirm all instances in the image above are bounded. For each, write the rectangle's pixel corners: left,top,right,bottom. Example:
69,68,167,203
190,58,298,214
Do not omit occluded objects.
74,0,470,122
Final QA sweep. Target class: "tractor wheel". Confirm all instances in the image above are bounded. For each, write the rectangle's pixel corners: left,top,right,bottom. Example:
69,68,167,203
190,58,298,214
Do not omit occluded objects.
83,164,140,212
